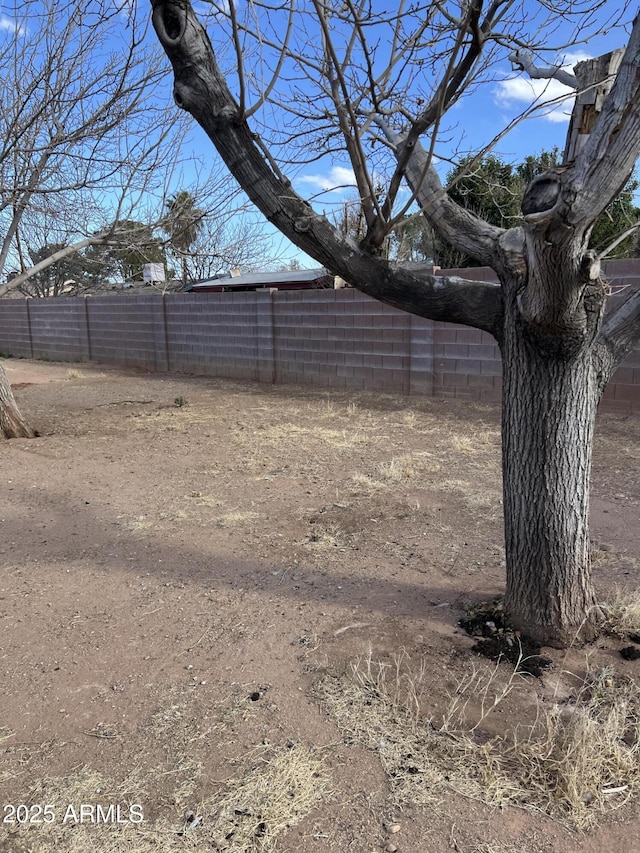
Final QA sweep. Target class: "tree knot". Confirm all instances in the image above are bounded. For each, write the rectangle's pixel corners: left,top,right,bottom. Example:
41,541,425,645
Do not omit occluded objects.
521,171,564,222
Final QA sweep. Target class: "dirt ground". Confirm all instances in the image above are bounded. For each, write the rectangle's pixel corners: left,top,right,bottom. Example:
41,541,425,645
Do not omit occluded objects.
0,358,639,853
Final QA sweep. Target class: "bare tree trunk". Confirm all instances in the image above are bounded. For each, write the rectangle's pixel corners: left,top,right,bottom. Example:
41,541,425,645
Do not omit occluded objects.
0,363,34,439
500,280,601,647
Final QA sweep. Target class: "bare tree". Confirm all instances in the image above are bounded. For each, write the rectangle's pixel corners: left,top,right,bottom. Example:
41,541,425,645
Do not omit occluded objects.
0,1,278,436
151,0,640,647
0,0,194,434
0,0,187,283
183,208,275,281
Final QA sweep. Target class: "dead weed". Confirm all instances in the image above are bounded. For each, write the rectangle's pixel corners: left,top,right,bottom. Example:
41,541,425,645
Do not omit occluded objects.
2,690,328,853
313,651,640,829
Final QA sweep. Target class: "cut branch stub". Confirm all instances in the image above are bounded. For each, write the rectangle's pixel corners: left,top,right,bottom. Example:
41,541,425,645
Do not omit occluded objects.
563,49,625,163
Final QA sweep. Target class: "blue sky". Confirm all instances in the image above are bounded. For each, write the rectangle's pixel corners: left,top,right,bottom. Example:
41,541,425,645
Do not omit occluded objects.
1,0,635,271
182,0,634,267
286,5,632,201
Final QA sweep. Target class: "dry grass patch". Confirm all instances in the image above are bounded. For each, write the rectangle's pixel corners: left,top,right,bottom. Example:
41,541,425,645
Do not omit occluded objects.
377,454,419,482
313,651,640,829
66,369,107,380
304,522,350,550
350,452,440,495
215,510,260,528
3,745,327,853
449,429,500,455
127,402,237,433
436,479,502,518
257,423,372,450
2,685,328,853
602,587,640,637
205,743,329,852
2,768,148,853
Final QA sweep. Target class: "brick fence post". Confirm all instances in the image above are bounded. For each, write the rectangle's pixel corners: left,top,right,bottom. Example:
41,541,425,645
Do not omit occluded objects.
256,290,275,383
25,298,34,359
82,296,92,361
409,314,434,397
152,295,169,373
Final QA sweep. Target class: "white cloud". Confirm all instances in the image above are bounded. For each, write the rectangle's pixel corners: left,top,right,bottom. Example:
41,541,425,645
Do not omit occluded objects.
298,165,357,194
0,15,25,35
494,51,592,124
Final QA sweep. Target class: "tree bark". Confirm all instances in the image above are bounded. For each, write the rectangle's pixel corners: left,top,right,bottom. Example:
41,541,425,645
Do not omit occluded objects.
499,270,605,647
0,363,34,439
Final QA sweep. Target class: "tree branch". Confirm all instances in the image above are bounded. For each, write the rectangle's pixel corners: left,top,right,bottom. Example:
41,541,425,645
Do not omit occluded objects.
593,286,640,387
151,0,503,335
0,232,115,297
597,221,640,260
375,119,505,268
569,14,640,227
509,50,578,88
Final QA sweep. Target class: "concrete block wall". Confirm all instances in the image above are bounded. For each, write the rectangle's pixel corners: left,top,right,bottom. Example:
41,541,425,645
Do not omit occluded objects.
164,292,261,380
0,258,638,410
87,294,167,372
272,289,414,392
0,300,32,358
29,298,89,362
432,322,502,402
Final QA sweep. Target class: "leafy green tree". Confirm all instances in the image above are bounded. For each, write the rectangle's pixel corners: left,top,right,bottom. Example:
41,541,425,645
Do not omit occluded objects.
13,243,118,297
435,151,639,267
389,215,437,264
589,178,640,259
81,244,120,288
162,191,205,286
16,243,80,297
108,221,167,282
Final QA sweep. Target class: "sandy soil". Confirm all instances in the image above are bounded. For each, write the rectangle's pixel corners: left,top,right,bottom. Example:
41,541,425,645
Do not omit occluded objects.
0,358,639,853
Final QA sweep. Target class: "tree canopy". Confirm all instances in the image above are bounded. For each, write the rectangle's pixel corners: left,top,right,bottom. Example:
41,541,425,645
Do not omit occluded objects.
10,243,117,298
162,190,206,286
437,151,640,267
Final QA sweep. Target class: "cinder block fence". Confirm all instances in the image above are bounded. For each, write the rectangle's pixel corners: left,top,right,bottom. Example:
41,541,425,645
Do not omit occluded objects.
1,262,638,411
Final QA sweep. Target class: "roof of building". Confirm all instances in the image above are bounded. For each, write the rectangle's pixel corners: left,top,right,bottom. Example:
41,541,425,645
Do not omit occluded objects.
185,267,333,292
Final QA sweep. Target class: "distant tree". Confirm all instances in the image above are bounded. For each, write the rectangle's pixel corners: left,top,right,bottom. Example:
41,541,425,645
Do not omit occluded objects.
108,221,167,282
436,151,639,267
81,244,120,289
589,177,640,259
20,244,82,297
390,215,437,264
178,203,273,282
12,242,118,297
280,258,303,272
162,191,205,286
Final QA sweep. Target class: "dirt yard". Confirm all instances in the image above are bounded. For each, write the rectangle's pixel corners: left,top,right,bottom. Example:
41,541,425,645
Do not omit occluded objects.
0,358,639,853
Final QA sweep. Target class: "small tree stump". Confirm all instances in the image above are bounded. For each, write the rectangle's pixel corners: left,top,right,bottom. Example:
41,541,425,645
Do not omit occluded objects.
0,363,34,438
